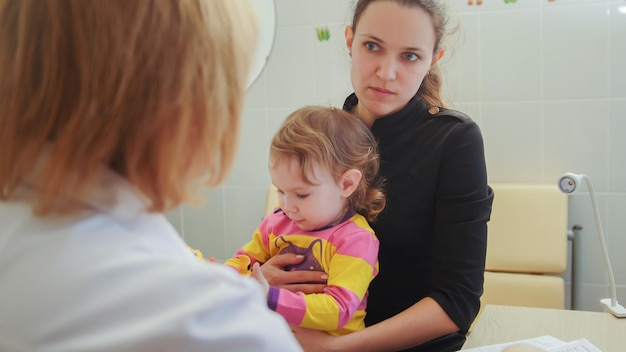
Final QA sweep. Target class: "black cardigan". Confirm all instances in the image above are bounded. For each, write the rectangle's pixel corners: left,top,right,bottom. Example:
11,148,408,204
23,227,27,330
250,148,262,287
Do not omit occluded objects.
344,94,494,352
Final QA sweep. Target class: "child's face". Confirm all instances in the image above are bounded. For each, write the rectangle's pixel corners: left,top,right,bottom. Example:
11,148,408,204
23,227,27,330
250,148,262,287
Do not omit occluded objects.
269,156,349,231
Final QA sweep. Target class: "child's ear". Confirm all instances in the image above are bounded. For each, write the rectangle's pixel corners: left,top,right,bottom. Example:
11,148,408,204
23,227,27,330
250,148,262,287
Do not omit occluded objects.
340,169,362,197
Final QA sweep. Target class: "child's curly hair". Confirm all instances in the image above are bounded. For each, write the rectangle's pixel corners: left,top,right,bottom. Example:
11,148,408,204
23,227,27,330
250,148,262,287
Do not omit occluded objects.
270,106,386,222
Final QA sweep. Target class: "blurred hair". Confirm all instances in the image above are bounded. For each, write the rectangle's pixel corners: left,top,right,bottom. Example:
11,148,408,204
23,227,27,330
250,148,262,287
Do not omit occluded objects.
0,0,258,215
351,0,453,107
270,106,386,222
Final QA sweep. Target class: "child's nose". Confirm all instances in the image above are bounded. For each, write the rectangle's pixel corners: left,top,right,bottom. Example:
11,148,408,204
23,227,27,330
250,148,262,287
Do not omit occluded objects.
281,197,297,213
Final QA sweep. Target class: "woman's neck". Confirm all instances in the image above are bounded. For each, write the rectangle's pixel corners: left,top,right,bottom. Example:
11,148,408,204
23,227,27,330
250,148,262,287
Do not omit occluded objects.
354,104,377,128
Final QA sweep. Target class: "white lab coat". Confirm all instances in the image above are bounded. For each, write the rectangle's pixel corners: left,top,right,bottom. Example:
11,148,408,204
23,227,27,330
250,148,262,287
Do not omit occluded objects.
0,168,302,352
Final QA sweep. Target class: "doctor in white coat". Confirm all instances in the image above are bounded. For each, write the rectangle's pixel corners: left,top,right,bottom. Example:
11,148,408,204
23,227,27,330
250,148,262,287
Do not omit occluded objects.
0,1,301,351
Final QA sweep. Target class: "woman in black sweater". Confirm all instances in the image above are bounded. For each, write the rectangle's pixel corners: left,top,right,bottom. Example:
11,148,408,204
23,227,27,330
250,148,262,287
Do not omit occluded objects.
261,1,493,351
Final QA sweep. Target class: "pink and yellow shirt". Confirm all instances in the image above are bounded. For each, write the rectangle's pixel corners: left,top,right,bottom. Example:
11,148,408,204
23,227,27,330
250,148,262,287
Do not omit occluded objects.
225,209,379,336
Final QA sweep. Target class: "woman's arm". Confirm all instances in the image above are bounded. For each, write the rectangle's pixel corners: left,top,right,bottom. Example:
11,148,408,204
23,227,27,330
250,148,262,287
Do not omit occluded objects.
428,120,492,332
293,297,458,352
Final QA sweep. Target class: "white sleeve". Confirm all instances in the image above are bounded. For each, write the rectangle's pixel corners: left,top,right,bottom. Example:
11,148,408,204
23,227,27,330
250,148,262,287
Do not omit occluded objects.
173,262,302,351
44,258,303,352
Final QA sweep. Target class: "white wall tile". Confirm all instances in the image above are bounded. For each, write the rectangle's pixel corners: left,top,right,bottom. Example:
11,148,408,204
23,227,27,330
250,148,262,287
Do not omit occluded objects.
443,13,482,102
543,100,610,190
480,9,542,101
180,187,226,260
265,26,316,109
224,110,271,188
618,285,626,309
274,0,314,27
482,102,544,182
543,4,610,99
223,187,268,258
609,3,626,97
245,71,268,110
607,194,626,287
312,0,353,24
609,99,626,191
578,283,614,312
313,23,353,107
267,108,296,141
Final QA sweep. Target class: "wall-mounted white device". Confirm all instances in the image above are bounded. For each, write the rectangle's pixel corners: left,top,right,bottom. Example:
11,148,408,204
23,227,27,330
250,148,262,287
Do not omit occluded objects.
558,173,626,318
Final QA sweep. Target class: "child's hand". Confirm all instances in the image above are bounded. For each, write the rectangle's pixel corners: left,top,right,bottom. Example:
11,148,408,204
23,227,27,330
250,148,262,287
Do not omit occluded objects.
252,262,270,295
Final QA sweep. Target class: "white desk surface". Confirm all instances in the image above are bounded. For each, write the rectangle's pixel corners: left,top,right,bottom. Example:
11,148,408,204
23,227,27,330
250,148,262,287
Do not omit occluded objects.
462,305,626,351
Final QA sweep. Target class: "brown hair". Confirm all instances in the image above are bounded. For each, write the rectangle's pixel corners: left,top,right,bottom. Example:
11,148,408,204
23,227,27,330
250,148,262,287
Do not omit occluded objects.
351,0,451,107
270,106,386,222
0,0,258,215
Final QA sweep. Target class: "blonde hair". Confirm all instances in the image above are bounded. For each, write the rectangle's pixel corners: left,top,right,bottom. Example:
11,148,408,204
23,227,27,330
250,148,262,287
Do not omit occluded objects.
0,0,258,215
270,106,386,222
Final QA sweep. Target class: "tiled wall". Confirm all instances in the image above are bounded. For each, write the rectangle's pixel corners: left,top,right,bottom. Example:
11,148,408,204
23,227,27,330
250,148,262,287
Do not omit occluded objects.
167,0,626,313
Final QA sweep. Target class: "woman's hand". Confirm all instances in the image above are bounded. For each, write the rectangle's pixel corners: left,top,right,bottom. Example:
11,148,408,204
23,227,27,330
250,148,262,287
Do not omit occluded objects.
260,253,327,294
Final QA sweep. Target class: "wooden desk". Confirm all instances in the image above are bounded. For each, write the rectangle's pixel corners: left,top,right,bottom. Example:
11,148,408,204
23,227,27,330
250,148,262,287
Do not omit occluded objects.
462,305,626,351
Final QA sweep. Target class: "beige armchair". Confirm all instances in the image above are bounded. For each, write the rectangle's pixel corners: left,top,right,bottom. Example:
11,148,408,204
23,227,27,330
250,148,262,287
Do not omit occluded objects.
265,184,279,217
480,183,568,315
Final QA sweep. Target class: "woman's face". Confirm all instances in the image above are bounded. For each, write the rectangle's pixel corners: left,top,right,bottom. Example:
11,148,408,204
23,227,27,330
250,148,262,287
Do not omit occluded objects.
346,1,442,125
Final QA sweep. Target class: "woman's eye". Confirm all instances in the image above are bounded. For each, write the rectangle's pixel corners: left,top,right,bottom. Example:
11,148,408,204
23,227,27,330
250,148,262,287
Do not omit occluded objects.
364,42,379,51
296,194,309,199
403,52,419,61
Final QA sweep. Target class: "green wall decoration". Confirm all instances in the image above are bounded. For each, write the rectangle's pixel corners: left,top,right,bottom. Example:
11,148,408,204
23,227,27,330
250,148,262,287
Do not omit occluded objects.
315,26,330,42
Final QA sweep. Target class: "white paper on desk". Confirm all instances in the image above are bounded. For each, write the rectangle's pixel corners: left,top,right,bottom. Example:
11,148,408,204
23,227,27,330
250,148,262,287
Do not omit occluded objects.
463,335,602,352
547,338,602,352
463,335,567,352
